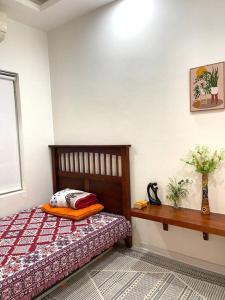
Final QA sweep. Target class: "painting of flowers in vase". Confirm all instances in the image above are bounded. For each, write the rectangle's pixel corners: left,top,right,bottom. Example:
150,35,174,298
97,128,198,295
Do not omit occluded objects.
190,62,225,112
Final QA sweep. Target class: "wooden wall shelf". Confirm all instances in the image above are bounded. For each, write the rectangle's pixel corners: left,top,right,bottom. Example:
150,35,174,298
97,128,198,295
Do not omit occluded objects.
131,204,225,240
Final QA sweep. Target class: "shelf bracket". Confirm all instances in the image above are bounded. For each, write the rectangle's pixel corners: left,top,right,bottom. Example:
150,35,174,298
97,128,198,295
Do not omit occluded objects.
163,223,168,231
203,232,209,241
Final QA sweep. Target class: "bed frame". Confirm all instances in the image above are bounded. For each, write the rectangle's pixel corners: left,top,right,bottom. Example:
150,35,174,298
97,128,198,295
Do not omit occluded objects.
49,145,132,247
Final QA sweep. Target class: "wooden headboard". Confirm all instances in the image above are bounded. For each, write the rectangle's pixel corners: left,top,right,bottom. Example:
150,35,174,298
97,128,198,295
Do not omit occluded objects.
49,145,131,221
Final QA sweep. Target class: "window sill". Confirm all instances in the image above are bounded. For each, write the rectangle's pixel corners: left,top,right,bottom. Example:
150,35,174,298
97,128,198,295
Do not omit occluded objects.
0,189,26,199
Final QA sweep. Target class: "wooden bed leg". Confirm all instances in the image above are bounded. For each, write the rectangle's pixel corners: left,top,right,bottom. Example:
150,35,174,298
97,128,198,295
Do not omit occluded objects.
125,236,132,248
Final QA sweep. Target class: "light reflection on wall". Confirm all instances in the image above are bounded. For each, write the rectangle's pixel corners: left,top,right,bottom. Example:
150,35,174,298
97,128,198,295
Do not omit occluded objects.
111,0,154,39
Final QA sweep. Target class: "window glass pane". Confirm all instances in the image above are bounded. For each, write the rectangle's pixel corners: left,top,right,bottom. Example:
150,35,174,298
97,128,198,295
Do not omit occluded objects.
0,77,22,194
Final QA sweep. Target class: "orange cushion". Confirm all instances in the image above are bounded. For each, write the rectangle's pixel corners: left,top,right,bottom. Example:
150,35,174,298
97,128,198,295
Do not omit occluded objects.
41,203,104,221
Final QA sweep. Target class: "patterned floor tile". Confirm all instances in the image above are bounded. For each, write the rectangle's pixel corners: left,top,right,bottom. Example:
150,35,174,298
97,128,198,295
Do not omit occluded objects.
91,270,165,300
176,273,225,300
88,251,168,273
42,271,102,300
40,247,225,300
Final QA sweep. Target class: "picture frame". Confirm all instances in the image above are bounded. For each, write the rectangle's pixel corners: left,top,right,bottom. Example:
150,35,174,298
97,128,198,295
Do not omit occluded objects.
190,62,225,112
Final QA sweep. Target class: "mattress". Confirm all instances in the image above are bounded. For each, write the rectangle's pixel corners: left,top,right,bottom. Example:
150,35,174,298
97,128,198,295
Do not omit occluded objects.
0,207,131,300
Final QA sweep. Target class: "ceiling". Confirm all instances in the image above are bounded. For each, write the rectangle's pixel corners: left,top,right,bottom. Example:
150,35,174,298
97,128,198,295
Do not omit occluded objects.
0,0,116,31
31,0,49,4
37,0,49,3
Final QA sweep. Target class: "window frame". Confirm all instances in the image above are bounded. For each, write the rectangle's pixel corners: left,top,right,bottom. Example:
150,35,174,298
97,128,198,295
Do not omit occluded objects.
0,69,23,196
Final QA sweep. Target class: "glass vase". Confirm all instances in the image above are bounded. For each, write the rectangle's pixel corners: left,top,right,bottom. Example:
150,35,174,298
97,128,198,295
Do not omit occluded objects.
201,173,210,215
173,201,179,209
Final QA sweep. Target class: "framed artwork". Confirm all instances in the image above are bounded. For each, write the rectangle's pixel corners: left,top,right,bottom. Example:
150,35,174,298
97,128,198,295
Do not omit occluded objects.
190,62,225,112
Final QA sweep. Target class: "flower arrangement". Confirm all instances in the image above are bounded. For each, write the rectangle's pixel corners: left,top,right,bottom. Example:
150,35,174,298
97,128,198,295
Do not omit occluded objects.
166,178,192,208
183,145,225,174
183,145,225,214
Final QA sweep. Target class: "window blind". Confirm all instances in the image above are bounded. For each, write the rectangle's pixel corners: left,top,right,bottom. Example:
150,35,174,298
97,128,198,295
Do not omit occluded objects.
0,73,22,195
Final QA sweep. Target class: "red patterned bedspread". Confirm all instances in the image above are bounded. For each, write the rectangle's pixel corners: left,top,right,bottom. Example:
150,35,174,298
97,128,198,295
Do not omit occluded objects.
0,207,131,300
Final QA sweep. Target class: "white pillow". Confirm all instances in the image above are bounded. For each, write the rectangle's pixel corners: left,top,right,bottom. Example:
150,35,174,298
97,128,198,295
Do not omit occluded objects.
50,189,83,208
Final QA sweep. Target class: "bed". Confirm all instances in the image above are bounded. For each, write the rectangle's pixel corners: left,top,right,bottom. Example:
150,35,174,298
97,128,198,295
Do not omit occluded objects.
0,145,132,300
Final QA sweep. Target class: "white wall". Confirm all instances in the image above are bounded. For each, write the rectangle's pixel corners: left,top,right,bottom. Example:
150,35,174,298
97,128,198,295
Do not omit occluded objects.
48,0,225,266
0,18,54,216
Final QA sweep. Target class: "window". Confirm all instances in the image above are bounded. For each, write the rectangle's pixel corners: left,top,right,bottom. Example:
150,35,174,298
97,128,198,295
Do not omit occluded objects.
0,70,22,195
